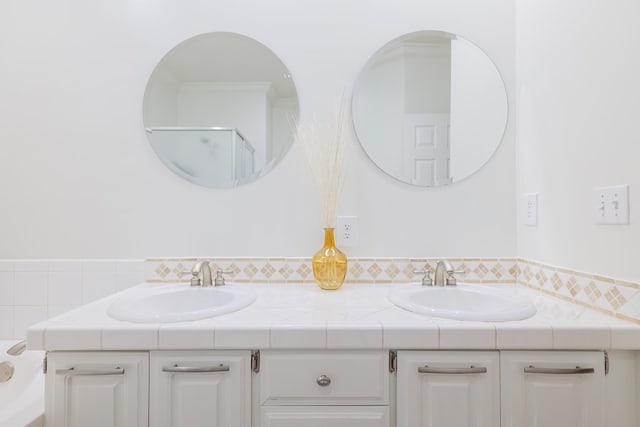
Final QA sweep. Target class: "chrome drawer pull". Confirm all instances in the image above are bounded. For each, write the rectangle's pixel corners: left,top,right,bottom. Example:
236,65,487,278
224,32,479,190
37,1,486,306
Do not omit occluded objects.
162,364,230,373
56,367,125,376
524,366,595,375
418,366,487,374
316,374,331,386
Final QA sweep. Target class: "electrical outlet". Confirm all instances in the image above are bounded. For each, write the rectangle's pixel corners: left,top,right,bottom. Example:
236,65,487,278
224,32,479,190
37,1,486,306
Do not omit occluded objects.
336,216,358,247
522,193,538,226
593,185,629,225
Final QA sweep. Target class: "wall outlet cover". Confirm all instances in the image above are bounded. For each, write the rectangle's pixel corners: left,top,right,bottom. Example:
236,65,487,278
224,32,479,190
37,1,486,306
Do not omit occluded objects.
336,216,358,247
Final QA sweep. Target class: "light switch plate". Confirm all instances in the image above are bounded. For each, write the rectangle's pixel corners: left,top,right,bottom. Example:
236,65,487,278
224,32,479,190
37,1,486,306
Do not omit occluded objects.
522,193,538,226
593,185,629,225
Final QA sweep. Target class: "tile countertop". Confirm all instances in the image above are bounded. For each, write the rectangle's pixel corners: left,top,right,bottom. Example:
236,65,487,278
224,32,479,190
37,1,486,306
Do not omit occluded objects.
26,282,640,352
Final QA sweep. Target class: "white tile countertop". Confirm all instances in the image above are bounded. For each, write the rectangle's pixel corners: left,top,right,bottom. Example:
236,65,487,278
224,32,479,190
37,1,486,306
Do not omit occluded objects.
27,282,640,352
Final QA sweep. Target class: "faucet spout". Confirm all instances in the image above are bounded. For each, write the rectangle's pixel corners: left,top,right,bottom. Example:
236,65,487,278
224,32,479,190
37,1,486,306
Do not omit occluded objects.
434,260,453,286
192,261,213,287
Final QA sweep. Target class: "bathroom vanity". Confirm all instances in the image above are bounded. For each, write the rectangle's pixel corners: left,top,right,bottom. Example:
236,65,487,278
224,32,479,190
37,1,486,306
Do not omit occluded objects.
28,282,640,427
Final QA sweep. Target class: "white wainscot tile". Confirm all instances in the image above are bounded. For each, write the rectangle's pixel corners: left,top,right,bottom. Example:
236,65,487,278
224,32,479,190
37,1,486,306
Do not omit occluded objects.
270,324,326,349
13,260,49,272
495,322,553,349
48,260,83,272
48,272,82,306
44,324,102,350
159,324,215,350
82,272,116,303
13,306,48,339
438,323,496,349
0,307,14,340
326,323,382,349
47,305,80,318
552,325,610,349
0,261,14,272
115,272,145,292
82,260,119,272
215,324,270,349
14,272,48,305
116,260,145,273
102,325,159,350
0,271,14,305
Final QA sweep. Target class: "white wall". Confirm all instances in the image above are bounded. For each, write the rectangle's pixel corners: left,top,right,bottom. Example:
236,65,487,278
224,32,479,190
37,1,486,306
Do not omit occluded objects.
0,0,516,259
516,0,640,282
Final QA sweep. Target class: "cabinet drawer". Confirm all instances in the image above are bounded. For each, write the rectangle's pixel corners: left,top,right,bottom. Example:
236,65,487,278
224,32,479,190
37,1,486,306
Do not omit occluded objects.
260,351,389,405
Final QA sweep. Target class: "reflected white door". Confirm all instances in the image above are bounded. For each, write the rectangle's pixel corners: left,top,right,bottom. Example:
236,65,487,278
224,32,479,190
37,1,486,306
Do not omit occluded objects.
403,113,451,186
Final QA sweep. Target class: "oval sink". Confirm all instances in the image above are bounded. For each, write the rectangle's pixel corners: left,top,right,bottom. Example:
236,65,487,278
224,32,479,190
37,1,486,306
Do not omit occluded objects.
388,284,536,322
107,284,256,323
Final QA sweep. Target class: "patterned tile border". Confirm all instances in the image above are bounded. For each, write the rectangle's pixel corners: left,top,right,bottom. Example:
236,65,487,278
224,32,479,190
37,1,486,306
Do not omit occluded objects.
145,257,518,285
146,257,640,324
516,258,640,324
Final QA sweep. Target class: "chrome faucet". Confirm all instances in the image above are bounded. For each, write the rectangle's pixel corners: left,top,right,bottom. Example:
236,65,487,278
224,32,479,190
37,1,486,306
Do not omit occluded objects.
433,260,464,286
189,261,232,287
434,260,453,286
191,261,213,287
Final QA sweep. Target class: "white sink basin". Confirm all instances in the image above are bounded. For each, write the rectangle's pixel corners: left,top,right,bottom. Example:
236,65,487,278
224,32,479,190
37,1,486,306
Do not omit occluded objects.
107,284,256,323
388,284,536,322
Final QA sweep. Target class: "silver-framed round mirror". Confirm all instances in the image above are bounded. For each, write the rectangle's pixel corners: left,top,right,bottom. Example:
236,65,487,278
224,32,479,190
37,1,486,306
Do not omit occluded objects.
352,31,508,187
143,32,299,188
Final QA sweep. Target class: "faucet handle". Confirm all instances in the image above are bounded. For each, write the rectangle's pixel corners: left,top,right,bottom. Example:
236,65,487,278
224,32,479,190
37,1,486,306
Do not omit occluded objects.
445,269,466,286
414,269,433,286
177,269,203,287
189,271,202,287
214,270,233,287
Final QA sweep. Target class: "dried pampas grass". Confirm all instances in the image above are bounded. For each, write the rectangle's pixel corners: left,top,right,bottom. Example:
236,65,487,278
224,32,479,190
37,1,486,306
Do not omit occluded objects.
295,95,347,228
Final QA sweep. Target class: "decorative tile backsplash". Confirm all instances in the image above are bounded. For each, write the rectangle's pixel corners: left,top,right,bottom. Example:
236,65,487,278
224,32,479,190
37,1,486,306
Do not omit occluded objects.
2,257,639,340
145,257,519,285
147,257,640,324
516,259,640,324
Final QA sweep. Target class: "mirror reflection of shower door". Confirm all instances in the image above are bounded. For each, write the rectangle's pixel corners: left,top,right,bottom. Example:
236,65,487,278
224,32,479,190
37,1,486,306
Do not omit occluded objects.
403,113,451,186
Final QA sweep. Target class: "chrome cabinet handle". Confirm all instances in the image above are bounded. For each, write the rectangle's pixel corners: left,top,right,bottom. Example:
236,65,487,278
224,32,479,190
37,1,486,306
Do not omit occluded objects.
162,363,230,373
418,366,487,374
56,367,125,376
316,374,331,386
524,366,595,375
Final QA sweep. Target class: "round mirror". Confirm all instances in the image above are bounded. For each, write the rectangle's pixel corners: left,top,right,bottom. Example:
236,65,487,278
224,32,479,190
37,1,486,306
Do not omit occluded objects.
143,32,299,188
352,31,508,187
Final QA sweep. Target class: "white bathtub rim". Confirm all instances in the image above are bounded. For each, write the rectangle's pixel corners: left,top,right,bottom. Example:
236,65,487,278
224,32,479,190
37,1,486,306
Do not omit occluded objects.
0,340,44,427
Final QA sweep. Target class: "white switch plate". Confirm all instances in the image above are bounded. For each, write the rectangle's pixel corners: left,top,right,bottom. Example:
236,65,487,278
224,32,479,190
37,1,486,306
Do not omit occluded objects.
336,216,358,247
522,193,538,226
592,185,629,225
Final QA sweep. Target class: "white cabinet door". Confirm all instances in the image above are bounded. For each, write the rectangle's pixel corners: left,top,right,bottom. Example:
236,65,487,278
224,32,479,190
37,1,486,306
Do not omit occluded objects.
260,406,389,427
150,350,251,427
46,352,149,427
396,351,500,427
501,351,605,427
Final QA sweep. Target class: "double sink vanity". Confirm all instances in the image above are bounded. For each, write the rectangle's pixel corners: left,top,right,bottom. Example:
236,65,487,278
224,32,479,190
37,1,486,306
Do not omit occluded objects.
27,260,640,427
